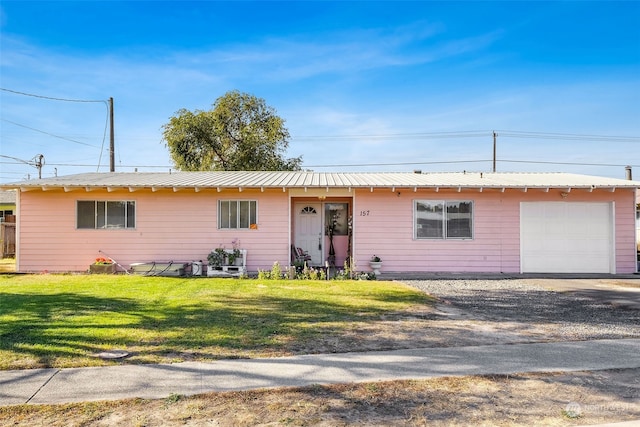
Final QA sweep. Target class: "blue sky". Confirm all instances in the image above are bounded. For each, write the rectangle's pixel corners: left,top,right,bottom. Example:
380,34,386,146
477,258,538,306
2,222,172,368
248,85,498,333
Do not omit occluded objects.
1,1,639,182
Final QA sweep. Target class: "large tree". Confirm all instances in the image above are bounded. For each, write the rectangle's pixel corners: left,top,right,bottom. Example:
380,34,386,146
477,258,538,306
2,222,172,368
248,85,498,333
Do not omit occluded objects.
163,90,302,171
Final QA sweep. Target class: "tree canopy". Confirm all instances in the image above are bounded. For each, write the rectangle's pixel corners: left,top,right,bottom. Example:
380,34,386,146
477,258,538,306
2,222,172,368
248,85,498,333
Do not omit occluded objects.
163,90,302,171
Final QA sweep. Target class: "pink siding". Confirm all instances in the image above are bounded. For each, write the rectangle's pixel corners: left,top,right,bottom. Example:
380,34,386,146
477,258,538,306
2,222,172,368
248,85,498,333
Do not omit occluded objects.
352,187,638,274
616,191,638,273
14,186,638,274
16,188,290,272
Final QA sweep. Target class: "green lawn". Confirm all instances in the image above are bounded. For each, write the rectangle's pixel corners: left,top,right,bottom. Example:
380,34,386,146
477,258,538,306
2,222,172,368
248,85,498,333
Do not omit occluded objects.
0,274,432,370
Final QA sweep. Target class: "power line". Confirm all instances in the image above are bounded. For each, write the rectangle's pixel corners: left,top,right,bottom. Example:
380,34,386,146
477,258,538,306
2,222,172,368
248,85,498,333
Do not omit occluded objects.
1,87,110,156
0,154,45,178
304,160,639,169
292,130,640,143
497,132,639,143
0,87,106,103
2,158,636,170
1,119,103,148
500,159,640,167
292,130,489,141
305,160,492,168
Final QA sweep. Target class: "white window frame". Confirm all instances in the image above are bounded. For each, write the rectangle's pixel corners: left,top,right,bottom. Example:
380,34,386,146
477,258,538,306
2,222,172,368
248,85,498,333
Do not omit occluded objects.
218,200,257,230
414,200,474,240
76,200,136,230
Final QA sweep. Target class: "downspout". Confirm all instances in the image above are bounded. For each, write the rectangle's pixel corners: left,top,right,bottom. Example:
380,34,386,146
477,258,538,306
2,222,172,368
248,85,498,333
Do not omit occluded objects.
627,166,639,273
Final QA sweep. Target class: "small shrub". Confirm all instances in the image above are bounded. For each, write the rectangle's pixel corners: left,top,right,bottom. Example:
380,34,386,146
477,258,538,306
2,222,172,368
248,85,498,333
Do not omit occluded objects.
270,261,282,279
165,393,184,406
285,265,296,279
333,259,353,280
257,262,285,280
333,259,375,281
296,265,326,280
358,272,376,280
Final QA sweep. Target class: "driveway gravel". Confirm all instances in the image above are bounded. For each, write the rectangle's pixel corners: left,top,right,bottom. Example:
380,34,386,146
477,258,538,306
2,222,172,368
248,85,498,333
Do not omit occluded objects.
402,279,640,344
293,279,640,355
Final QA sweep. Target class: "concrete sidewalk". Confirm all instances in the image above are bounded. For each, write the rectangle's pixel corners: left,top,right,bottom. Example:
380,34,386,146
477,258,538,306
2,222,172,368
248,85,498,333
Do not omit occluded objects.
2,338,640,406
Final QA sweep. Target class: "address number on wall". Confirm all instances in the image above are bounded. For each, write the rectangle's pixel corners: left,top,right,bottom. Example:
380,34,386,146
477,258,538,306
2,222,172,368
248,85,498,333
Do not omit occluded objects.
359,210,370,216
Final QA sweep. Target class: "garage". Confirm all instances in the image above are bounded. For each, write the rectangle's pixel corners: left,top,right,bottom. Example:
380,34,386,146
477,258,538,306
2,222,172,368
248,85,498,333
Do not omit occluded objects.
520,202,614,273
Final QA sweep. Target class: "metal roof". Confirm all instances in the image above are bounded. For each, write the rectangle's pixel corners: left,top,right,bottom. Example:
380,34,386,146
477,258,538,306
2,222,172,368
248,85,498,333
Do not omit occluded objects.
1,171,639,191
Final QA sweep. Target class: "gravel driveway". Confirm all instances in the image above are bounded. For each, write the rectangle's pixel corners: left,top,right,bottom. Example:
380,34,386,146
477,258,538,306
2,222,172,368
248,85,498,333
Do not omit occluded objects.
400,279,640,346
299,279,640,354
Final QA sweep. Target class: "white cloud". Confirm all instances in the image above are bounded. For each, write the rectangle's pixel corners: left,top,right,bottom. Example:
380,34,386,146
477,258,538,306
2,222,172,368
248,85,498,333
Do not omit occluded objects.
1,19,638,180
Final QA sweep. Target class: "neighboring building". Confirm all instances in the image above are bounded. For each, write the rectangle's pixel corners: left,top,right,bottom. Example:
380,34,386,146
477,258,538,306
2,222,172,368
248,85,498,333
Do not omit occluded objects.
0,190,16,222
1,171,638,274
0,190,17,258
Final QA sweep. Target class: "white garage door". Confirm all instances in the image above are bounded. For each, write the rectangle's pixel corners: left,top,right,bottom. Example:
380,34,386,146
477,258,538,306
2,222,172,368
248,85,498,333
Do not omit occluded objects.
521,202,613,273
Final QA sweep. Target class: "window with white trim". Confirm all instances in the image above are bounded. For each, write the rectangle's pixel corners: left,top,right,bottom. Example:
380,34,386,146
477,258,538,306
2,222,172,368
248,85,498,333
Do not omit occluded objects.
77,201,136,229
218,200,257,229
414,200,473,239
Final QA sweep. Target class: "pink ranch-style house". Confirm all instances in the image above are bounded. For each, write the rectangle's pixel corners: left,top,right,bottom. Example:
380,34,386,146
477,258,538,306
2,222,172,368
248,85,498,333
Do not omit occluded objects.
2,170,639,275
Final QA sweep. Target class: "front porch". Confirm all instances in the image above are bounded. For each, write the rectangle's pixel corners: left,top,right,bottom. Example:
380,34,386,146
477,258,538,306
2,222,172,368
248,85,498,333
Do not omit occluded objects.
290,195,353,269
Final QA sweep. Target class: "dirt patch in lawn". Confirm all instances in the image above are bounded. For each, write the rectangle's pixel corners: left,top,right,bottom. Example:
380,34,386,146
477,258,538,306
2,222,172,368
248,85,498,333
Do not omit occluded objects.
2,368,638,426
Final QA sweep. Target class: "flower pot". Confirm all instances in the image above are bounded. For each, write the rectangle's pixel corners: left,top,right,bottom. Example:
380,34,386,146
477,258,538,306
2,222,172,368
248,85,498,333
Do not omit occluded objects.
90,263,116,274
369,261,382,275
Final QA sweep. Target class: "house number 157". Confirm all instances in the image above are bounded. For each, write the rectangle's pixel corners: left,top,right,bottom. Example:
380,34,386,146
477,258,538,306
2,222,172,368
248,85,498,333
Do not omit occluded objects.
359,210,370,216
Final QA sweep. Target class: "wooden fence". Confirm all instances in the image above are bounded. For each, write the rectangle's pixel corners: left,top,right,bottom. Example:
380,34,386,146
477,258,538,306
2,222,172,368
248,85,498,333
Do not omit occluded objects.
1,222,16,258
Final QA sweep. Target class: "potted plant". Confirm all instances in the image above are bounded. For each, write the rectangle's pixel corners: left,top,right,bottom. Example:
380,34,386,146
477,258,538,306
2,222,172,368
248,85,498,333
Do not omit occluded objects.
369,255,382,275
90,257,116,274
226,238,243,266
207,247,227,269
293,258,306,273
228,248,243,266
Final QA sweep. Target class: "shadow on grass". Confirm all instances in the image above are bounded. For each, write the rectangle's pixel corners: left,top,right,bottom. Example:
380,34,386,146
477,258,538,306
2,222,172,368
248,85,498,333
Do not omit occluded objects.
0,293,143,367
0,287,428,369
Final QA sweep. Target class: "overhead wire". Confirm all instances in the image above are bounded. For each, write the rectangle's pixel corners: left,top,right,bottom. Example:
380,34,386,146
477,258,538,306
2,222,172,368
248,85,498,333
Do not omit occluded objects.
292,130,489,141
0,87,106,103
1,119,103,148
96,100,111,171
2,159,637,170
304,160,639,169
2,88,638,174
495,131,639,142
1,87,111,170
304,160,492,168
499,159,640,167
292,130,640,143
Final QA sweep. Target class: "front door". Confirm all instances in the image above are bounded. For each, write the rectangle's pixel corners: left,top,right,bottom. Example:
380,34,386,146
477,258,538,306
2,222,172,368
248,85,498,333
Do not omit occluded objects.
294,203,323,265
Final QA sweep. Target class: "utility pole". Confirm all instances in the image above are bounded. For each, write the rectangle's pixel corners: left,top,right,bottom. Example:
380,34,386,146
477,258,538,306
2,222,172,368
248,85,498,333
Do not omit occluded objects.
492,131,497,173
34,154,44,179
109,97,115,172
0,154,44,178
